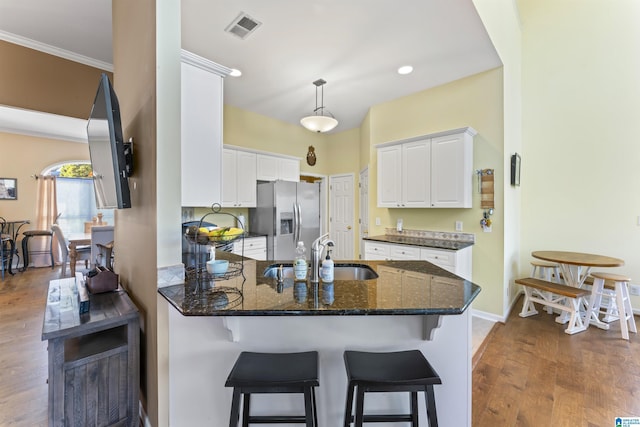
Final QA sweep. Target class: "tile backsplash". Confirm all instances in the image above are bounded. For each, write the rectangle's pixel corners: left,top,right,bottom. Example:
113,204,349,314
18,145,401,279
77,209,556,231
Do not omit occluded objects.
384,228,475,243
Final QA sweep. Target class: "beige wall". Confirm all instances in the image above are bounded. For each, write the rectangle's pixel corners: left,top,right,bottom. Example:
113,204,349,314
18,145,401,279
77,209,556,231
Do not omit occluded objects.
112,0,165,425
0,41,111,119
0,132,89,226
518,0,640,300
224,104,331,176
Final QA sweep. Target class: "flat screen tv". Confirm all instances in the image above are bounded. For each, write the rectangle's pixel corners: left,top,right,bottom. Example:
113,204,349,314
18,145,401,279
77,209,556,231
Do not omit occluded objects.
87,73,133,209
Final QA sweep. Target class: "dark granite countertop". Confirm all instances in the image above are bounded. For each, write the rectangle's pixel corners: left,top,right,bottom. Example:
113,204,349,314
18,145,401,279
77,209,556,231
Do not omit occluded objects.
158,252,481,316
364,235,474,250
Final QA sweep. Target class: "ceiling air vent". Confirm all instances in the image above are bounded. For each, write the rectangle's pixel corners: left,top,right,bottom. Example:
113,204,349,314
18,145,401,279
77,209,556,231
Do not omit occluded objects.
225,12,262,40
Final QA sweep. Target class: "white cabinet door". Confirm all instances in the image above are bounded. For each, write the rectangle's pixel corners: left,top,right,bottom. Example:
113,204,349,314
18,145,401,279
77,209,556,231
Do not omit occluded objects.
222,148,257,207
401,140,431,207
181,61,223,206
222,148,238,207
377,145,402,207
376,127,475,209
256,154,300,182
278,158,300,182
236,151,257,207
430,132,473,208
256,154,279,181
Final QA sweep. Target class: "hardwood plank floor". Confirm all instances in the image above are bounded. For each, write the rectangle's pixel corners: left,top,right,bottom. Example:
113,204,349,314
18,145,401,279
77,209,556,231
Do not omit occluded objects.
4,266,640,426
473,296,640,426
0,266,60,426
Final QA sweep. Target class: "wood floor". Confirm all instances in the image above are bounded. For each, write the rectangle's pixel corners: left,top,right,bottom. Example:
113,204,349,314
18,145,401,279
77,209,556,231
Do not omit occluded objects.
473,298,640,426
0,266,55,426
3,267,640,426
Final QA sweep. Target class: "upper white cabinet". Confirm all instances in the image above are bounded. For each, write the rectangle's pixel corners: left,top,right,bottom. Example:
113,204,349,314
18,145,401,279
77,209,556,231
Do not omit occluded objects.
376,127,475,208
181,50,230,207
378,140,431,208
256,153,300,182
222,148,257,207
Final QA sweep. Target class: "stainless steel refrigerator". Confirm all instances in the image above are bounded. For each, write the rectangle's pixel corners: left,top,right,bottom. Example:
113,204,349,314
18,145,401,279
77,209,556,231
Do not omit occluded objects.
249,181,321,261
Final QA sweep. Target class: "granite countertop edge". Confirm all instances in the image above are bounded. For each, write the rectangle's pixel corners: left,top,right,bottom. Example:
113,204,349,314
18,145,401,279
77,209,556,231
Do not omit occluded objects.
364,235,474,250
158,256,482,317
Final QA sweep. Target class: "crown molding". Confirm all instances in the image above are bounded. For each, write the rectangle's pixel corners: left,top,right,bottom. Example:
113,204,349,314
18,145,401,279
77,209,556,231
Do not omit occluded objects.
181,49,231,77
0,105,88,144
0,30,113,72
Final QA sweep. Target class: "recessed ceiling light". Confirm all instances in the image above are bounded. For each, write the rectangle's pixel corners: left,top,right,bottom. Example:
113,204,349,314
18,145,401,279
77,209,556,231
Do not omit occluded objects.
229,68,242,77
397,65,413,75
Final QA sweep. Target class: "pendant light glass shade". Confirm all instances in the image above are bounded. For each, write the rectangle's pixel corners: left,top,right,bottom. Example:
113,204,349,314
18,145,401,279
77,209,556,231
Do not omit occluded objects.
300,115,338,133
301,79,338,133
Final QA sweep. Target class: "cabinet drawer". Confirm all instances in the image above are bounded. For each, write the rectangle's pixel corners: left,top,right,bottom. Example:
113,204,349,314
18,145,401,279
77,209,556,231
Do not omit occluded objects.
234,237,266,251
420,248,455,269
364,242,390,260
233,237,267,260
390,245,420,260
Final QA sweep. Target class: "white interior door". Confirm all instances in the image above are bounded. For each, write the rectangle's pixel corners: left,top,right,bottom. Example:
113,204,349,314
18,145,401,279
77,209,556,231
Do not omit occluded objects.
359,167,369,259
329,174,354,260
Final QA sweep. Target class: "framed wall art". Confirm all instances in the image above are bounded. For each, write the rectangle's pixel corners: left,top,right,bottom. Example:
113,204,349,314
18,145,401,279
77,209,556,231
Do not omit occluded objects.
0,178,17,200
510,153,521,186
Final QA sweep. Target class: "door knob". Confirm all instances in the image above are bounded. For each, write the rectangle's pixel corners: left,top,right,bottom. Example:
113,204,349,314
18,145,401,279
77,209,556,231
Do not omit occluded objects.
347,226,352,230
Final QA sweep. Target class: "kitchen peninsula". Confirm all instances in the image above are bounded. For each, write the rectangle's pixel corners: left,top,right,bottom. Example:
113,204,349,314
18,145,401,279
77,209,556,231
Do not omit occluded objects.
159,253,480,426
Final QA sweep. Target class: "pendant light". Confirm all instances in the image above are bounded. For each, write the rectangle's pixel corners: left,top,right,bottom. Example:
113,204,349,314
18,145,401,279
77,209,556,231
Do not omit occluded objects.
300,79,338,133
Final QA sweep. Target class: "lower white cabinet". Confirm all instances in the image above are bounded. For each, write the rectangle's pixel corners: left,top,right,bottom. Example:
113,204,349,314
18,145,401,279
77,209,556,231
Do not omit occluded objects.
363,240,472,280
232,236,266,260
421,246,472,281
363,241,390,260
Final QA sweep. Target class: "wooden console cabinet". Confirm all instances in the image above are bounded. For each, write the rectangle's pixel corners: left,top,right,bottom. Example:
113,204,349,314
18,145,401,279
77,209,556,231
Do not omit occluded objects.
42,274,140,427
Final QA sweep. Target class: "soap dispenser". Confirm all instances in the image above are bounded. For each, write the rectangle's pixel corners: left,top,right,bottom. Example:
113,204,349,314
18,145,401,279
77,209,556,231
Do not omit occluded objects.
321,250,334,283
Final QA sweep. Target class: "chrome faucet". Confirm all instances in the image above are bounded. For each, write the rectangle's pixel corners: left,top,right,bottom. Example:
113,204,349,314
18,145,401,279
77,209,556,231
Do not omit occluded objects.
310,233,334,283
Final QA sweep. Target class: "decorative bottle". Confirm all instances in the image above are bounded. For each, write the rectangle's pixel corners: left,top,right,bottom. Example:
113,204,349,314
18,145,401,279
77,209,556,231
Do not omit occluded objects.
294,241,308,280
321,250,334,283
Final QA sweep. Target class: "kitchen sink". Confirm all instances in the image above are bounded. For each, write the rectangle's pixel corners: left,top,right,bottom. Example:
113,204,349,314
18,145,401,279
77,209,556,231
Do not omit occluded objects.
263,263,379,281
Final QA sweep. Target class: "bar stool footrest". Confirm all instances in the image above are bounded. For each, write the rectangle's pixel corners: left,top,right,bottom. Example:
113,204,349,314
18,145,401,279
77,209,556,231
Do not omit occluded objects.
247,415,309,423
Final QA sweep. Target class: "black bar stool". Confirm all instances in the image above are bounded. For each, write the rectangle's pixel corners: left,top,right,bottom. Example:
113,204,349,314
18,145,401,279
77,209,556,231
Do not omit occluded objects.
21,229,54,271
343,350,441,427
225,351,319,427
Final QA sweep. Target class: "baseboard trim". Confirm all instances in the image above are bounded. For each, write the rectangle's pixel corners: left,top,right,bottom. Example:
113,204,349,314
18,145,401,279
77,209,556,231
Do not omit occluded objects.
471,309,504,323
472,321,502,370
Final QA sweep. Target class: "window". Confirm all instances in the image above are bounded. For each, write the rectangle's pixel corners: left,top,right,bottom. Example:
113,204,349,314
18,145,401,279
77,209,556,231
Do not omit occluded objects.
44,162,114,233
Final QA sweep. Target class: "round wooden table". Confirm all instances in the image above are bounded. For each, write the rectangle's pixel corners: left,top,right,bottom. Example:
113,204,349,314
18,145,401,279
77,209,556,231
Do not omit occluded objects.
532,250,624,330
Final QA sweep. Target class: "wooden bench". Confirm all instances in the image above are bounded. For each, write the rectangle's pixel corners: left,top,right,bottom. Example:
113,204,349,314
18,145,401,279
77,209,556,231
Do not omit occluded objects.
515,277,591,335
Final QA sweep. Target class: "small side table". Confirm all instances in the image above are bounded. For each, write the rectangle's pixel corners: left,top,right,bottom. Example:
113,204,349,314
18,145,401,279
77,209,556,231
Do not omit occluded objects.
41,274,140,427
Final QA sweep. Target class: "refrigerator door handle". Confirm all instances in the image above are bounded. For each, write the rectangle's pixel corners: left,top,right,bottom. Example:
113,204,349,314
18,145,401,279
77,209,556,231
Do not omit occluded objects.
292,202,298,244
296,202,303,244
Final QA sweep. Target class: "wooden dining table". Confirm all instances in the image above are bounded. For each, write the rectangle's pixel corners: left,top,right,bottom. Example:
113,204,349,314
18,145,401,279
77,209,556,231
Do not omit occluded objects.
532,250,625,330
67,232,91,277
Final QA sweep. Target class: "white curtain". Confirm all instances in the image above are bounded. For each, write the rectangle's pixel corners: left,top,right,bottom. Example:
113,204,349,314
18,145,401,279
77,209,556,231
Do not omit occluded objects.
31,175,59,267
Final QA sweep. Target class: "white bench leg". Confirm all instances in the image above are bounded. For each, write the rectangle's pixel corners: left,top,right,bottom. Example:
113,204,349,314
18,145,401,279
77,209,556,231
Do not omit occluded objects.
563,297,587,335
519,287,539,318
531,265,555,314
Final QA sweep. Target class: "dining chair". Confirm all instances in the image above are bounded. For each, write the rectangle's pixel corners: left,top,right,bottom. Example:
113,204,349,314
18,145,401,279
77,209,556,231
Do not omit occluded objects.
0,217,15,279
0,234,12,280
90,225,114,269
51,224,91,276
